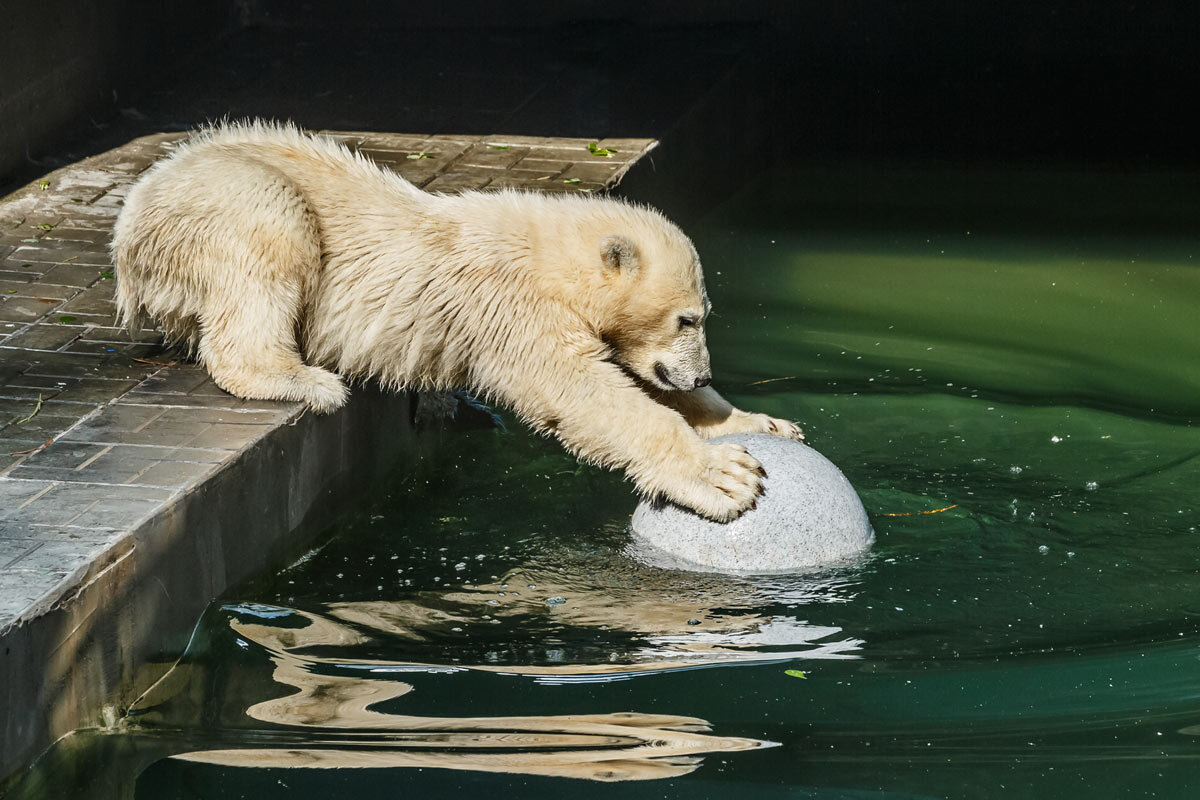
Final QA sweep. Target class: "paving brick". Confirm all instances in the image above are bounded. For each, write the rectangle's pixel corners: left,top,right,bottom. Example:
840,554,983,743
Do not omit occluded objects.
0,571,69,624
0,296,57,322
125,459,222,488
59,290,117,315
423,173,493,193
458,143,530,169
64,340,161,358
0,376,69,399
127,368,210,395
63,485,175,529
50,377,140,404
350,134,431,151
20,352,148,380
81,326,161,344
39,263,110,287
10,444,223,488
179,422,274,450
4,481,171,529
156,407,287,426
1,324,84,351
559,161,626,183
10,244,111,266
4,538,111,576
0,480,55,522
0,539,38,568
0,397,75,417
0,281,78,300
0,413,84,444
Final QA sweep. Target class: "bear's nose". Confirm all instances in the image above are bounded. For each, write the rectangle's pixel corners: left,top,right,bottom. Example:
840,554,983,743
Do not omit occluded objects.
694,376,712,389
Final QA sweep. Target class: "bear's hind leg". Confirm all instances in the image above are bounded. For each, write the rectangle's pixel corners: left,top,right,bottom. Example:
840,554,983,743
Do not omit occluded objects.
196,276,348,413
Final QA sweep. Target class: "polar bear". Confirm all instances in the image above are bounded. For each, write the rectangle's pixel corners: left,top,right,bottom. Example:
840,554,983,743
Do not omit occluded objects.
112,122,802,521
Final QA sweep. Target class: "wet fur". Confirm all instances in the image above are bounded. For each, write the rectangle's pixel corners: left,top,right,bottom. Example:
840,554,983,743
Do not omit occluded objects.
112,121,801,520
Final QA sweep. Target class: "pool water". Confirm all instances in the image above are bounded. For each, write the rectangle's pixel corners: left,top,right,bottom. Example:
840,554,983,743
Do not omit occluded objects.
11,166,1200,798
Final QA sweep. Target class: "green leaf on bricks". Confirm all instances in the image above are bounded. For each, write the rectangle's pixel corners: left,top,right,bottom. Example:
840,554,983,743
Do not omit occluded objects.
58,315,77,324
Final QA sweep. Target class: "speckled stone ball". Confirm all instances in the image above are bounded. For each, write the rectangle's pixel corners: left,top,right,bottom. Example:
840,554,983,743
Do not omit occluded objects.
630,434,874,574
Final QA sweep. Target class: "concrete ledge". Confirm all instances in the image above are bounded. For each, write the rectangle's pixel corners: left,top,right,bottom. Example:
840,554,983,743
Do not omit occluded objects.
1,386,411,780
0,129,656,785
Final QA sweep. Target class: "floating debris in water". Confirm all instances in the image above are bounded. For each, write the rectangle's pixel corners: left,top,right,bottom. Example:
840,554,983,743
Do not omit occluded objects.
881,503,958,517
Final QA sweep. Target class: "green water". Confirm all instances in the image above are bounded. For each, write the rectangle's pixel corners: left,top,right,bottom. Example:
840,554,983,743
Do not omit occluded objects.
11,168,1200,798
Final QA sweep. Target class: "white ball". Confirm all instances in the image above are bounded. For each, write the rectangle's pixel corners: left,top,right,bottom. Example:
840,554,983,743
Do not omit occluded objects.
630,433,874,573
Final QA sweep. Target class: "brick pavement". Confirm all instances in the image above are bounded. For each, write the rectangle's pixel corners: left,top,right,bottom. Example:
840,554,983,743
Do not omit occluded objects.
0,129,656,634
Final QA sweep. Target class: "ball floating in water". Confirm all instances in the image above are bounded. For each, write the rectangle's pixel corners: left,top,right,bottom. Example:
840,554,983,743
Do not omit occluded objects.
630,433,874,574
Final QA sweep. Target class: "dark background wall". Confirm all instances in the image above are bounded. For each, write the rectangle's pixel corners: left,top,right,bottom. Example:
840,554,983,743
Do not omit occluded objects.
2,1,1198,195
0,0,240,185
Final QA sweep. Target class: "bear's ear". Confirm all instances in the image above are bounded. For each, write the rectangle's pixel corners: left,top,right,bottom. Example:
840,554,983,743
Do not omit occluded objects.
600,235,639,273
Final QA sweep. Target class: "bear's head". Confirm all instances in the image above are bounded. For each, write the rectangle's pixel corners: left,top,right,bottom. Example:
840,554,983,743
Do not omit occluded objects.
589,209,713,393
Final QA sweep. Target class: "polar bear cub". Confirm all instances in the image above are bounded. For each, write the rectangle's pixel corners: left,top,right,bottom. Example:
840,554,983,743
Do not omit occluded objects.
112,122,802,521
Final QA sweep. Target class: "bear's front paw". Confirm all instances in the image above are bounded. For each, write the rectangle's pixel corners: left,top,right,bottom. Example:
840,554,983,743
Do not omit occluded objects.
762,414,804,441
685,442,765,522
695,409,805,442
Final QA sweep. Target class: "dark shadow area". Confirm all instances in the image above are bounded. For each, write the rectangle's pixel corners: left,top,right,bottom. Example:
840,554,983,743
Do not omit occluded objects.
5,2,1200,213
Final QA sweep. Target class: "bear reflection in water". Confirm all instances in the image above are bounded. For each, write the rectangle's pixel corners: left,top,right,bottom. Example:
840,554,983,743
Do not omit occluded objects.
144,574,861,782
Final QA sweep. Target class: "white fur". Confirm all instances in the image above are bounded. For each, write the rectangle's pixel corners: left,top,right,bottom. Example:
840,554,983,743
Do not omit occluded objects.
112,121,802,520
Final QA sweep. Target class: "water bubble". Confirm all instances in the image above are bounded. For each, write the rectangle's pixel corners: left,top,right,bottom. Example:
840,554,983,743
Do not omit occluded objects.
687,618,701,626
1038,545,1050,554
486,599,500,606
454,562,466,570
546,596,566,606
1085,481,1098,491
1009,466,1023,474
1050,435,1063,443
1067,551,1077,558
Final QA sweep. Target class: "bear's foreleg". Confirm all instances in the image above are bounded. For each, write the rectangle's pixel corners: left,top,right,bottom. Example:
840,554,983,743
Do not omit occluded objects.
509,360,767,521
655,386,804,442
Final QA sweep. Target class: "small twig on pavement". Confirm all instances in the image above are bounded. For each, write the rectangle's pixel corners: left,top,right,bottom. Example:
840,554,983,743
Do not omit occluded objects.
8,438,52,456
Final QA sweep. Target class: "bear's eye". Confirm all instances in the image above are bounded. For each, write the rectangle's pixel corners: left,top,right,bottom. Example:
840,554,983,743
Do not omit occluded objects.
678,315,697,329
